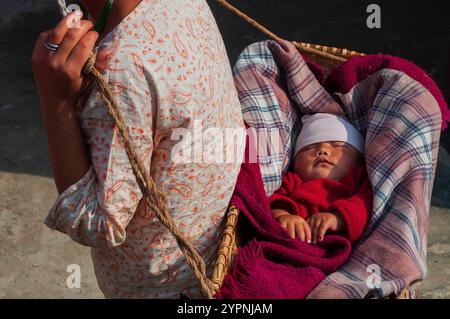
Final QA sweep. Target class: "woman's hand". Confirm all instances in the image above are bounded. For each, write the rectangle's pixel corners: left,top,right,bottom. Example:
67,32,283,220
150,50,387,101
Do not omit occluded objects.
307,212,345,244
32,11,98,112
31,11,97,195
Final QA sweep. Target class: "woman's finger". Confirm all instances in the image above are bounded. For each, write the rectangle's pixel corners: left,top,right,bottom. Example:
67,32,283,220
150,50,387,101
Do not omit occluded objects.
48,10,84,45
52,20,94,64
32,30,53,66
66,31,99,74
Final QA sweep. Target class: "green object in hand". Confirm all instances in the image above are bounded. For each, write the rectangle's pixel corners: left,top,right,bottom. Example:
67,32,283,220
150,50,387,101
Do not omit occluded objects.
94,0,114,35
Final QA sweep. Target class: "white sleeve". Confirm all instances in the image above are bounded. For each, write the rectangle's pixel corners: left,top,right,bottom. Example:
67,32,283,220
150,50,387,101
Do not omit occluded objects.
45,55,154,249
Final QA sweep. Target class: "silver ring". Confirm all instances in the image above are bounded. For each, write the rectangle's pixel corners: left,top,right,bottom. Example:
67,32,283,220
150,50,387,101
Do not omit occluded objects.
44,40,60,51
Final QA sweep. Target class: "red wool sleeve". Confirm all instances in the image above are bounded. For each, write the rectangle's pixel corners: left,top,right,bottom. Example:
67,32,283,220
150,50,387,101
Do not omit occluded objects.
269,172,309,219
269,193,301,216
328,175,373,243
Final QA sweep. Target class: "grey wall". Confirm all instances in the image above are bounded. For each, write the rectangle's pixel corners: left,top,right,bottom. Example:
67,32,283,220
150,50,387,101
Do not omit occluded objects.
0,0,54,26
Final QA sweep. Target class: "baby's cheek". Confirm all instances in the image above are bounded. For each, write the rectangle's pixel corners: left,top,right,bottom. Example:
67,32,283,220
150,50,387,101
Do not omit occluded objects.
293,156,309,175
333,159,357,181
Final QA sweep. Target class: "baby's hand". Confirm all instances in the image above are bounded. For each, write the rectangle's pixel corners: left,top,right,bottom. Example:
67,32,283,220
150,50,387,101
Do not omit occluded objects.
307,212,345,244
274,212,312,242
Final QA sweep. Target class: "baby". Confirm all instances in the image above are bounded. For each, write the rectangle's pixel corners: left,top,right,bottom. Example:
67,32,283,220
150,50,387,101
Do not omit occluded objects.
270,113,373,244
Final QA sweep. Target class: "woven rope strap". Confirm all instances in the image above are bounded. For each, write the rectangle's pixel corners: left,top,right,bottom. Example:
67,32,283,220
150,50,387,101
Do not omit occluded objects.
216,0,364,62
57,1,215,299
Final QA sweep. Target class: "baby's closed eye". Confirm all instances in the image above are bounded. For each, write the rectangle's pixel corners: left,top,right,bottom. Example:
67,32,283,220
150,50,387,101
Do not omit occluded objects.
332,142,347,147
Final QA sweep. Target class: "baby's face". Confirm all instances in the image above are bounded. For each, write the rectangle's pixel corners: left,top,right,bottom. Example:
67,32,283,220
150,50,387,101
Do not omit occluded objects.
293,141,363,182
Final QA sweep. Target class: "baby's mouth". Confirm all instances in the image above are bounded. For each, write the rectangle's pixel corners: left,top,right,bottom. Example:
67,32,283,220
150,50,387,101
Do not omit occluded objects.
314,158,334,166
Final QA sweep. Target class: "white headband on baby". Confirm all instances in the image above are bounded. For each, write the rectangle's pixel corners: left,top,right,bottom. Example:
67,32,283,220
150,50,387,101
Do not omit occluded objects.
294,113,365,156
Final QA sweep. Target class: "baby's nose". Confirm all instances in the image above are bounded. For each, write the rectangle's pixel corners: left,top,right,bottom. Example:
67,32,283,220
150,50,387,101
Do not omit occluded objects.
316,150,328,156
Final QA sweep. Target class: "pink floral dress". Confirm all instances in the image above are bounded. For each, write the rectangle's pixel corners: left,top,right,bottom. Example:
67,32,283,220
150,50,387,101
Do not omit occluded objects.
45,0,244,298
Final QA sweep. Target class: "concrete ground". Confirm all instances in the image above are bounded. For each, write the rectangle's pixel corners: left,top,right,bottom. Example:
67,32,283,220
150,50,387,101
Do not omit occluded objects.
0,0,449,298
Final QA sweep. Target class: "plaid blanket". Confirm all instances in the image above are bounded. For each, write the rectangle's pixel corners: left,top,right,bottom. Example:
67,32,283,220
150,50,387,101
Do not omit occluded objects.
231,39,448,298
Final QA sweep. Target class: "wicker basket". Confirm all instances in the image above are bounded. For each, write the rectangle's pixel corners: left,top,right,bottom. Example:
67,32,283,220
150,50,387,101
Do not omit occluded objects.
211,0,413,300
